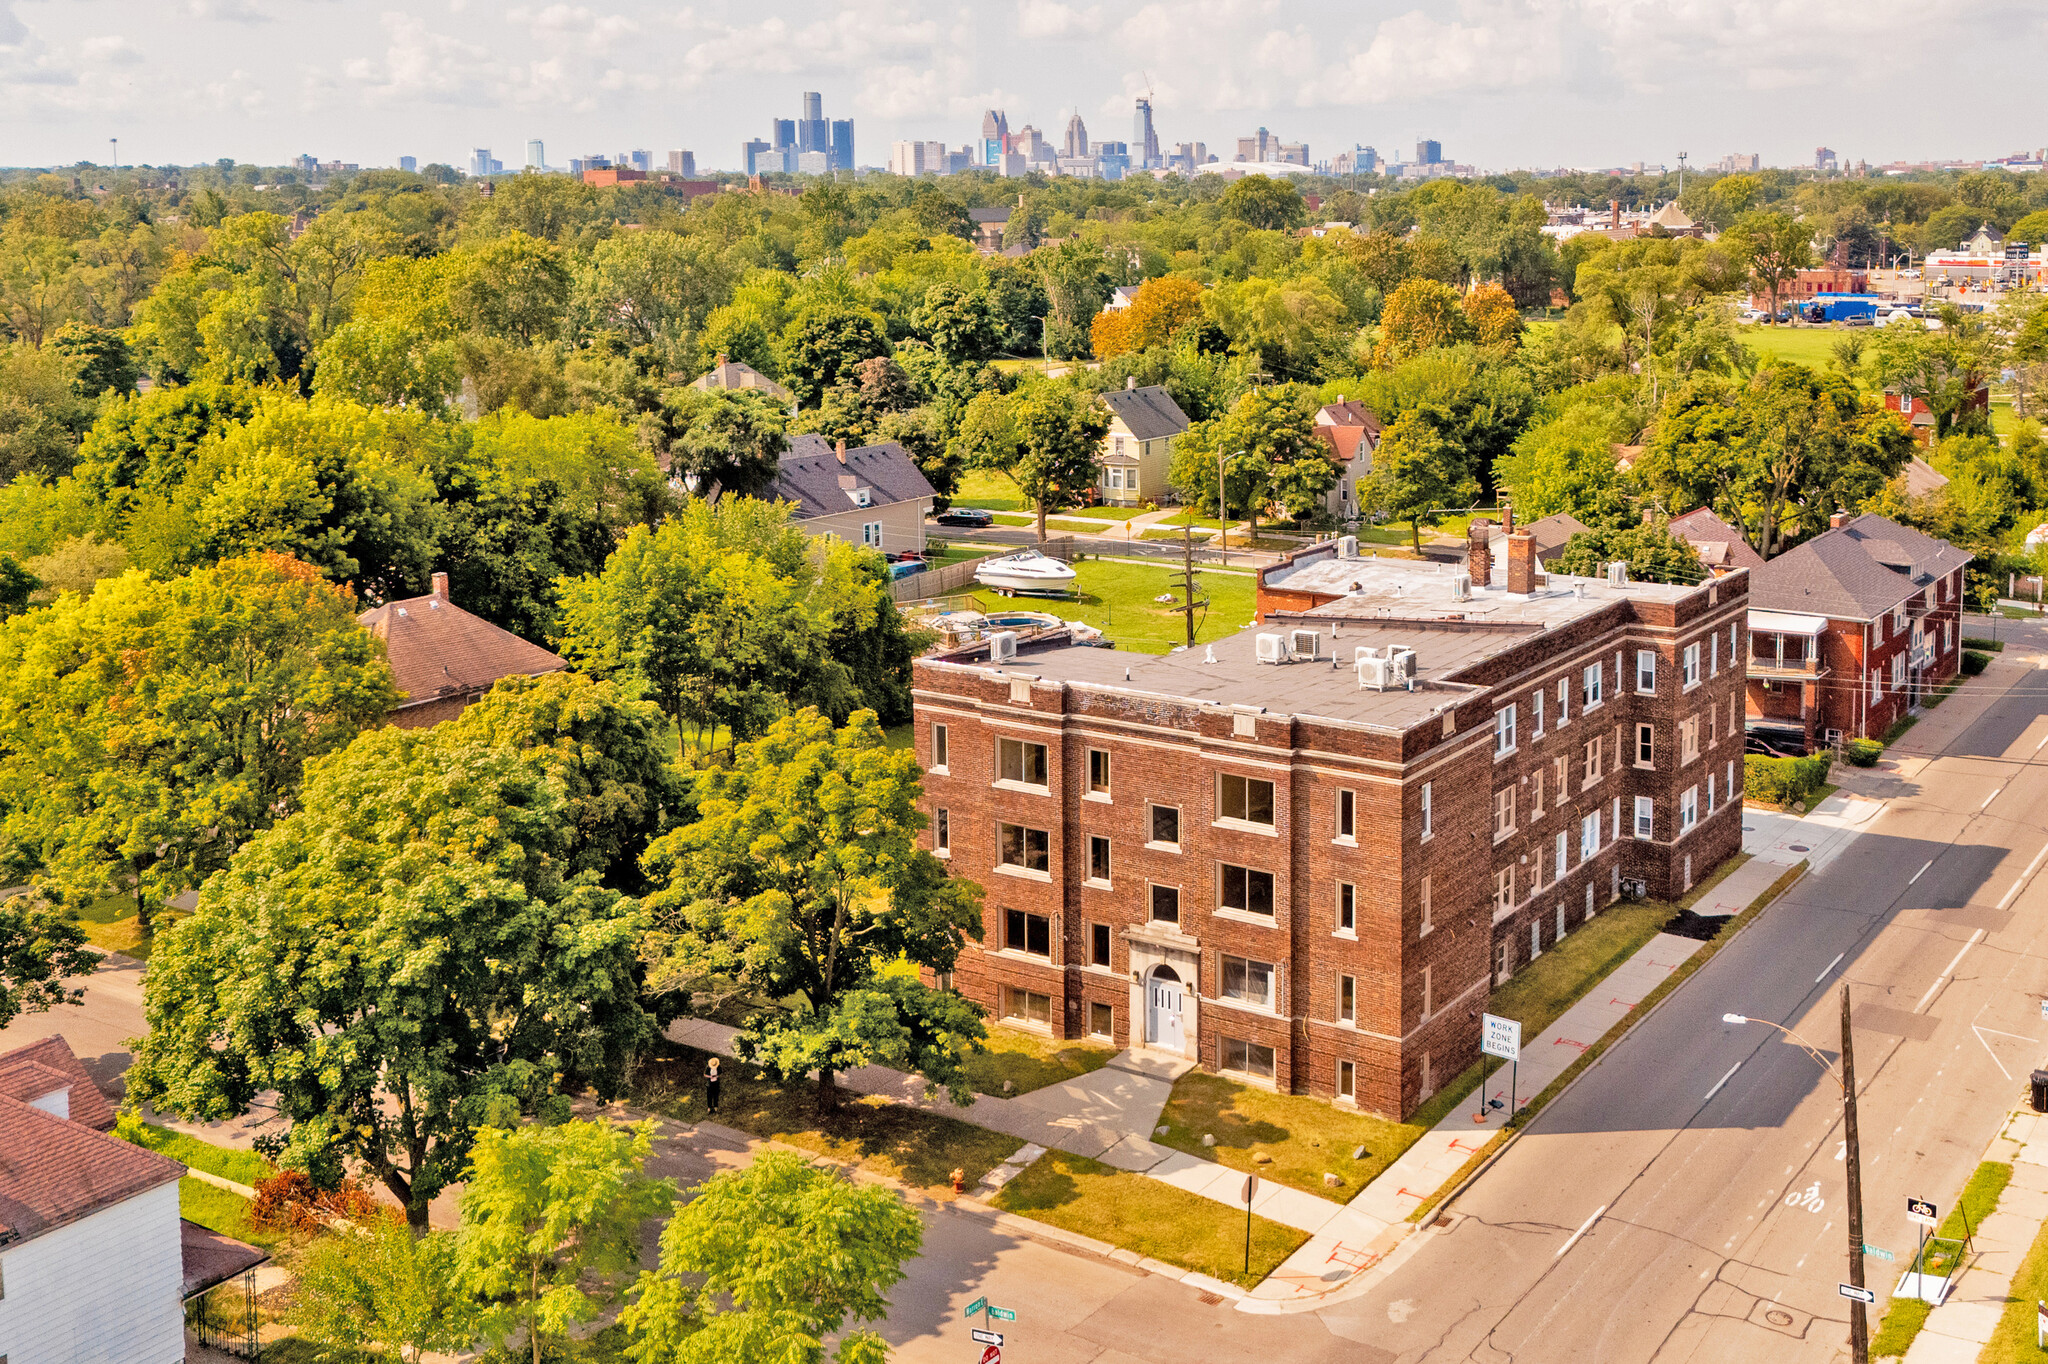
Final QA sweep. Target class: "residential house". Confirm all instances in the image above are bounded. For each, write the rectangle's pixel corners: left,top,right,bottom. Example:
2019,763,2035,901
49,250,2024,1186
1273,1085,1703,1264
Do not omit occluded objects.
1667,508,1767,578
1900,456,1951,498
0,1036,189,1364
1745,513,1971,752
1313,399,1382,523
969,206,1012,254
1884,390,1988,448
1482,512,1592,568
915,532,1747,1117
769,435,934,554
358,574,568,729
690,355,795,411
1096,381,1190,507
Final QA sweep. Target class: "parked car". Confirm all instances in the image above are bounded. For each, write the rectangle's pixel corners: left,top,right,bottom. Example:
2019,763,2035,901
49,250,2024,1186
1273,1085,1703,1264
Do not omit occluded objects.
934,507,994,528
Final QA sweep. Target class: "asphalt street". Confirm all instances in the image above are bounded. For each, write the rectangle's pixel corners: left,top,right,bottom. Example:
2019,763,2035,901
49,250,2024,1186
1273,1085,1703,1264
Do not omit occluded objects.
1318,621,2048,1363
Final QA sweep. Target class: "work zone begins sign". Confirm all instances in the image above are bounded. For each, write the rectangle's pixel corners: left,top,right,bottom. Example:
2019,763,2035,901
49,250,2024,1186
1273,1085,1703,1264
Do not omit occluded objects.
1482,1014,1522,1062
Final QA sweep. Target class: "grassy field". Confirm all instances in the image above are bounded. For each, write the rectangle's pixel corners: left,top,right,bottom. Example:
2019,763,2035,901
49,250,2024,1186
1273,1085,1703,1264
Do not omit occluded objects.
1156,1071,1431,1202
952,469,1028,512
1060,504,1150,521
1736,324,1844,370
1060,559,1261,653
961,1026,1117,1097
992,1149,1308,1287
120,1119,275,1186
72,893,159,959
634,1043,1022,1198
180,1178,287,1249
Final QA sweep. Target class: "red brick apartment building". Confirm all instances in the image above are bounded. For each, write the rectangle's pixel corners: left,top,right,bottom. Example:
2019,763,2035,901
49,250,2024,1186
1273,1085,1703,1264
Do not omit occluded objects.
1745,513,1971,752
913,527,1748,1119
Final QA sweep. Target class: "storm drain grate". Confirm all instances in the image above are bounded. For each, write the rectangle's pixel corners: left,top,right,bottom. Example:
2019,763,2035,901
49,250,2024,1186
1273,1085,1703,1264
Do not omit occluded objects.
1196,1291,1226,1306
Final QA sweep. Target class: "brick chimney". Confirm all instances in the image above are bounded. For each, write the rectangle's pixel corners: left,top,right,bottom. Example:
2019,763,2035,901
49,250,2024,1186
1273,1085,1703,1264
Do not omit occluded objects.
1466,519,1493,587
1830,510,1851,529
430,571,449,601
1505,527,1538,594
1610,198,1620,228
1501,502,1515,534
835,438,847,464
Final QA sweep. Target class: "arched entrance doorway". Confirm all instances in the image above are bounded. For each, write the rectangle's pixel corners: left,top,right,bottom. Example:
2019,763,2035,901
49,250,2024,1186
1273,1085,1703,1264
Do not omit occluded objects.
1146,964,1185,1052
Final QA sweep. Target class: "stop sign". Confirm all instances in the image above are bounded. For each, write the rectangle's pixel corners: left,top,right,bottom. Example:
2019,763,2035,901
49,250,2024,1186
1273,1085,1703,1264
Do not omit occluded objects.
980,1347,1001,1364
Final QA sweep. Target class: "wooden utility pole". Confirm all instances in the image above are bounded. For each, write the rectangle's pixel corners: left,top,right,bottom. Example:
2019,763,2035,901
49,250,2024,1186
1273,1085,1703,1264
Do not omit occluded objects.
1843,983,1869,1364
1179,523,1205,649
1217,445,1229,568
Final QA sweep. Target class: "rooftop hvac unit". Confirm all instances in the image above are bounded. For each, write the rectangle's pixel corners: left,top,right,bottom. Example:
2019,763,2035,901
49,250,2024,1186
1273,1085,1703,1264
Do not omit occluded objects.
991,631,1018,663
1337,535,1359,559
1606,561,1629,586
1356,646,1390,691
1449,572,1472,601
1289,629,1320,660
1386,645,1416,689
1254,632,1286,664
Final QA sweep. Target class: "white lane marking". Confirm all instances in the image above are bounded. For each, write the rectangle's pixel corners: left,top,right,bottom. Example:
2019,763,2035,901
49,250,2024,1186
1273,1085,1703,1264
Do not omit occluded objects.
1556,1204,1608,1259
1972,1025,2031,1081
1983,788,2003,810
1705,1062,1742,1102
1817,952,1846,983
1915,929,1986,1014
1997,841,2048,911
2037,732,2047,752
1910,859,1933,885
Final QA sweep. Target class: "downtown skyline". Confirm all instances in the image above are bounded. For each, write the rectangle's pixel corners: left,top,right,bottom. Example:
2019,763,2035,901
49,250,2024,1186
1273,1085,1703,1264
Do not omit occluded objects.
0,0,2039,172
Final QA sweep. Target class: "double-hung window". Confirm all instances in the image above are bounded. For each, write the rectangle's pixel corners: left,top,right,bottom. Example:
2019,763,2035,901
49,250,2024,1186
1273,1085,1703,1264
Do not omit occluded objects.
1558,676,1571,726
997,737,1048,787
1337,974,1356,1024
1582,662,1603,710
1635,723,1655,768
1494,867,1513,913
1580,811,1599,861
1087,748,1111,796
1636,650,1657,693
1555,830,1568,884
998,823,1050,873
1004,909,1050,957
1495,704,1518,757
1149,804,1182,847
1087,835,1111,883
1336,789,1356,840
1220,955,1275,1009
1150,884,1181,923
1337,882,1356,933
934,808,950,854
1218,774,1276,827
1680,786,1699,834
1493,786,1516,841
1682,643,1701,689
1680,716,1700,764
1533,689,1546,736
1582,736,1604,786
1420,782,1433,839
931,723,949,772
1634,795,1654,840
1219,863,1275,916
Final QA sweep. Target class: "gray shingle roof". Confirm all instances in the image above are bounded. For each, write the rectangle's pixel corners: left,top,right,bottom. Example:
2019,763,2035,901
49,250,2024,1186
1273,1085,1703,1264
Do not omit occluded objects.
1100,384,1190,442
1668,508,1767,572
771,436,936,520
969,207,1011,224
1750,513,1973,620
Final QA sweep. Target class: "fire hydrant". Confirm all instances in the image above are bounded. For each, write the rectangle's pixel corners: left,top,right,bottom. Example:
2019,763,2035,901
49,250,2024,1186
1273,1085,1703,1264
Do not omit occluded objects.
950,1167,966,1194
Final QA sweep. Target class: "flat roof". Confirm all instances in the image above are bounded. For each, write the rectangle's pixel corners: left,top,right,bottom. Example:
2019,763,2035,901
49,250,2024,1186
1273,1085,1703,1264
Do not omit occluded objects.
936,553,1707,733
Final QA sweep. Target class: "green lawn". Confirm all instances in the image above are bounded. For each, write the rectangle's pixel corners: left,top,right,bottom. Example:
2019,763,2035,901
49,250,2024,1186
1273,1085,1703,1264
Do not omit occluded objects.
992,1149,1308,1288
1737,324,1843,370
1156,1071,1430,1203
952,469,1028,512
72,893,159,960
961,1027,1117,1097
1060,504,1150,522
1981,1168,2048,1363
1140,526,1215,542
634,1044,1022,1198
1060,559,1261,654
1875,1161,2012,1357
179,1177,287,1249
119,1118,275,1186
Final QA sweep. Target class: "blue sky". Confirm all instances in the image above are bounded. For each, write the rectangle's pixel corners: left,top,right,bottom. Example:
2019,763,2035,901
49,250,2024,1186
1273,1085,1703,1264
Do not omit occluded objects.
1,0,2037,171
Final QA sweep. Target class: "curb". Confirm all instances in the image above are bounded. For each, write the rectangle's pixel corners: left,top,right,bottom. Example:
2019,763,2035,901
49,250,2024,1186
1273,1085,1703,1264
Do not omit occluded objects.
944,1196,1247,1299
185,1167,259,1200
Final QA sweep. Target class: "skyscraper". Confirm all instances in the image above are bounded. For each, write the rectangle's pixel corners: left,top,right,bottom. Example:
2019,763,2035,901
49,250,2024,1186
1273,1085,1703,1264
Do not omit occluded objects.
629,149,654,173
1416,138,1442,165
830,119,855,172
742,139,771,175
799,91,828,154
981,110,1009,167
526,139,545,170
1133,98,1158,169
398,155,417,173
668,149,696,176
469,148,493,177
1064,113,1089,159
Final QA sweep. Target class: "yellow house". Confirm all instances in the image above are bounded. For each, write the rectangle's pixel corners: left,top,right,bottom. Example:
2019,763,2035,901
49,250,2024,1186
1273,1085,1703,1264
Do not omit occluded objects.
1097,380,1191,506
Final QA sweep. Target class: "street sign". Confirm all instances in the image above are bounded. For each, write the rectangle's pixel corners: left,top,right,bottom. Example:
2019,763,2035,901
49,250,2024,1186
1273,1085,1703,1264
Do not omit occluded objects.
979,1347,1001,1364
1907,1197,1938,1228
971,1329,1004,1347
964,1297,986,1320
1864,1244,1896,1262
1241,1174,1258,1206
2040,998,2047,1021
986,1306,1016,1322
1482,1013,1522,1062
1839,1283,1877,1305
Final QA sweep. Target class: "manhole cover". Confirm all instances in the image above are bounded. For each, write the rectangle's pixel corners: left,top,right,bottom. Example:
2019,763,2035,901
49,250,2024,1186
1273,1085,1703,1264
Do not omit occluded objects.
1765,1309,1795,1327
1788,844,1810,852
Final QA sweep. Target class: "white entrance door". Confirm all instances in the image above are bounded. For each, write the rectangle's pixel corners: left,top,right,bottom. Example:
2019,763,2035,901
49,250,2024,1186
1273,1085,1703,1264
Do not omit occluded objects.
1148,972,1184,1052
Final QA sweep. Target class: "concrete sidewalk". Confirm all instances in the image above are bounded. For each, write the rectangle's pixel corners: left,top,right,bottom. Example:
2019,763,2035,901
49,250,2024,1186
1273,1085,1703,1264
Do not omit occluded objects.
1900,1112,2048,1363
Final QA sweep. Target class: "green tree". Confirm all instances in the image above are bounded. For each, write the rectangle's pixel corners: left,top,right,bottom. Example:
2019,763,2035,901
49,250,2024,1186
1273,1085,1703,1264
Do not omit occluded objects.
449,232,572,343
991,385,1109,542
1366,409,1477,551
1220,175,1308,232
0,891,96,1030
1374,277,1473,367
49,322,139,398
1550,518,1703,585
1493,403,1628,523
1869,308,1996,440
0,554,35,616
1169,387,1334,534
623,1150,924,1364
289,1213,475,1364
0,554,396,930
912,282,998,365
0,341,95,481
779,303,891,408
126,722,650,1227
640,709,983,1112
458,1119,675,1364
1723,211,1814,320
657,386,790,498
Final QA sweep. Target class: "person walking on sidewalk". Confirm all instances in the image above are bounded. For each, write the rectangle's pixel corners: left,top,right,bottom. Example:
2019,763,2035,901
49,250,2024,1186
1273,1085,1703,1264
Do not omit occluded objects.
705,1056,721,1115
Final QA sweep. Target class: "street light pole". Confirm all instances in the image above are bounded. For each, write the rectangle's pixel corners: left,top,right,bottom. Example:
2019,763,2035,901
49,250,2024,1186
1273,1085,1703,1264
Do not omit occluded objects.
1725,998,1867,1364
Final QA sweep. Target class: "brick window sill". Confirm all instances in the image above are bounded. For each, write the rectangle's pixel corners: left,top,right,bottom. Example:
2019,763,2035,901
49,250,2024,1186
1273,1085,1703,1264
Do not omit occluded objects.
991,948,1056,967
1144,840,1182,854
1214,908,1279,929
934,848,951,860
1083,791,1112,805
1084,876,1111,891
992,779,1051,797
993,864,1052,883
1212,818,1278,838
1209,994,1282,1020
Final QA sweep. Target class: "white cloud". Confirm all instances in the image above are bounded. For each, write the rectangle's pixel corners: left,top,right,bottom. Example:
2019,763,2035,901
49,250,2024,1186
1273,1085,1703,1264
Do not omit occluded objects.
510,4,641,55
188,0,272,24
1016,0,1103,39
80,34,146,65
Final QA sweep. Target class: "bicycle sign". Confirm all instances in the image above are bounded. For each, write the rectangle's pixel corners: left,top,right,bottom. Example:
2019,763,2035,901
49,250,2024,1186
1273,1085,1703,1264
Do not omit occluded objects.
1785,1182,1826,1214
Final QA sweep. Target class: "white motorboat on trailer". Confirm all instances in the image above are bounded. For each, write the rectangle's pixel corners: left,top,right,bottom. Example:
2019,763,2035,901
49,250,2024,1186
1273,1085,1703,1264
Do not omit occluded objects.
973,549,1078,596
